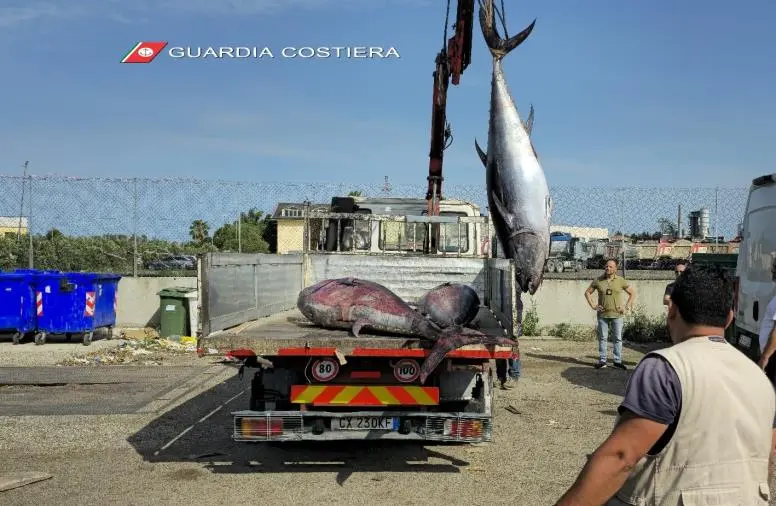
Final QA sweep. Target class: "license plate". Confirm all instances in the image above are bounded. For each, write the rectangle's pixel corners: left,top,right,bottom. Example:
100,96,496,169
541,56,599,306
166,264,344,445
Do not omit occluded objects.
332,416,397,431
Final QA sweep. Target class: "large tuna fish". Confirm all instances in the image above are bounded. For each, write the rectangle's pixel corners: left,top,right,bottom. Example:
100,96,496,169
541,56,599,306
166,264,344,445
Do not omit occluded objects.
474,0,552,295
416,282,481,328
297,278,515,383
297,277,440,338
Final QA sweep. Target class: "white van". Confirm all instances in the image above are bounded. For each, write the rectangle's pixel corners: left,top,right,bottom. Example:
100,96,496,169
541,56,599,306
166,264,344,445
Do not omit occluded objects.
734,173,776,358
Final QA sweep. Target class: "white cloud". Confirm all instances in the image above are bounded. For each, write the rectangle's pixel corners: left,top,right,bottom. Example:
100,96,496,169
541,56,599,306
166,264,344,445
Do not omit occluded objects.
0,0,429,27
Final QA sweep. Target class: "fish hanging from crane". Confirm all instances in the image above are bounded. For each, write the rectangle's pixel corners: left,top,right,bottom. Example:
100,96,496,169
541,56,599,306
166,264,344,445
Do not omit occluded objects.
474,0,552,295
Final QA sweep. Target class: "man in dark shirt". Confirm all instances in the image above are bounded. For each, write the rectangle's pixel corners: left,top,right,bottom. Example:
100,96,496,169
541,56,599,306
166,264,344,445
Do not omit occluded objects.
663,260,687,306
555,264,776,505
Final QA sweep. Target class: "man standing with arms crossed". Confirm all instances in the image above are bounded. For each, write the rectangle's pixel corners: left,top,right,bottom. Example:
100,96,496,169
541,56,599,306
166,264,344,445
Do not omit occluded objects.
556,264,776,505
585,258,635,370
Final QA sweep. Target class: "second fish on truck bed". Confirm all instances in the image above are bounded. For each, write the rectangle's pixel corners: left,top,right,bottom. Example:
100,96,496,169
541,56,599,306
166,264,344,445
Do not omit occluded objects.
416,282,481,328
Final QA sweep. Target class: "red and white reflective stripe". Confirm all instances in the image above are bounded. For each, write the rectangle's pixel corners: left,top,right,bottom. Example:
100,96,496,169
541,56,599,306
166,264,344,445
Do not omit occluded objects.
36,291,43,316
84,291,96,316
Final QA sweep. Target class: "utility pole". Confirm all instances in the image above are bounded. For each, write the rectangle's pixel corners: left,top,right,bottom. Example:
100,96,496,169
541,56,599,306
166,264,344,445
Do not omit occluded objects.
132,178,139,277
237,212,242,253
17,161,28,241
27,168,33,268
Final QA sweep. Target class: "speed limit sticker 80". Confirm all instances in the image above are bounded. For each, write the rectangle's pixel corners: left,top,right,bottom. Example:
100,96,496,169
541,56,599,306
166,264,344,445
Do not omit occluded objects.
311,358,339,382
393,359,420,383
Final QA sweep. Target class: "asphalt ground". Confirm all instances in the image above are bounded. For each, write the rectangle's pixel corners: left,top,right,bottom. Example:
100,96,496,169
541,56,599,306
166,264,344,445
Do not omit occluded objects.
0,339,772,506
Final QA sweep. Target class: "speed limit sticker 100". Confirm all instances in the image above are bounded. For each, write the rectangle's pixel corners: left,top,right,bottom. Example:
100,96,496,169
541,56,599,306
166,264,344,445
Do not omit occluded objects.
393,359,420,383
311,358,339,382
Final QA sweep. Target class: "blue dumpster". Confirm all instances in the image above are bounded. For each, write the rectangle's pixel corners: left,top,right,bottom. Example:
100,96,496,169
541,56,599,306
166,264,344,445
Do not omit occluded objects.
0,272,37,345
33,272,122,346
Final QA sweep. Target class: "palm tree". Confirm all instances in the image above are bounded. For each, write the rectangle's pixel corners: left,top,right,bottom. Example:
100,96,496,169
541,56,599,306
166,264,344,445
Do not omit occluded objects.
189,219,210,245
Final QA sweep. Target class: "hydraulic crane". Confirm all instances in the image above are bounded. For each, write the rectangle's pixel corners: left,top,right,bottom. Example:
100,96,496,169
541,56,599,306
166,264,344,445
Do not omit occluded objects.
425,0,474,216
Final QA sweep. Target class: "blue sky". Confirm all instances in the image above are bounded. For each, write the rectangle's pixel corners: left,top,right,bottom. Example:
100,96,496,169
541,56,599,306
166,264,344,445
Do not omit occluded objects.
1,0,773,188
0,0,771,240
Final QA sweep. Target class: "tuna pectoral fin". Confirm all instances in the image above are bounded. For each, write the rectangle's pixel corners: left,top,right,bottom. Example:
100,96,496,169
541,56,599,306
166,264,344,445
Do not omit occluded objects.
474,139,487,168
478,0,536,59
351,319,370,338
418,329,516,384
491,193,516,230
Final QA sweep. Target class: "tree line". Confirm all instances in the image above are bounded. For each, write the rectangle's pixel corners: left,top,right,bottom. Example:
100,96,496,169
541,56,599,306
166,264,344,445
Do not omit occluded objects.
0,208,277,274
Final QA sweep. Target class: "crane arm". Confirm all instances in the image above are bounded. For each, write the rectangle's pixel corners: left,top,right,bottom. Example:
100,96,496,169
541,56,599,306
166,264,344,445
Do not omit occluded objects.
426,0,474,216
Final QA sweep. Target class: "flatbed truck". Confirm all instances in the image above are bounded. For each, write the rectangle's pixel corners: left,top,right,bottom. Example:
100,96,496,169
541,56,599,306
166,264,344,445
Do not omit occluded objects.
196,206,521,444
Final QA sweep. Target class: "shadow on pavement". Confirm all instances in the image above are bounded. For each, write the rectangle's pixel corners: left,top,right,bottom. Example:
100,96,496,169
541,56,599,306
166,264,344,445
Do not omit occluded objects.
127,367,469,485
560,366,631,397
522,352,639,368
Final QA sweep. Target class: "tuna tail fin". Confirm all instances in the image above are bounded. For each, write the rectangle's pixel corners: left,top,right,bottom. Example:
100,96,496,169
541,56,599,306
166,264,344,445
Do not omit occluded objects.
478,0,535,60
418,327,516,384
474,139,487,168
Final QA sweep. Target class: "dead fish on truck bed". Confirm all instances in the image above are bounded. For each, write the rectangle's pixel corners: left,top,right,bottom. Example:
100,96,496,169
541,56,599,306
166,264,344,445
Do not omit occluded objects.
297,277,442,338
419,326,515,384
474,0,552,295
297,278,516,384
416,282,481,328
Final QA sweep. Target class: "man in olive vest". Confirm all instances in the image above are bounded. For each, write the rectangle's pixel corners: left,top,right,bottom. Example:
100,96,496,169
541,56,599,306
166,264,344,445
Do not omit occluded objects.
556,264,776,505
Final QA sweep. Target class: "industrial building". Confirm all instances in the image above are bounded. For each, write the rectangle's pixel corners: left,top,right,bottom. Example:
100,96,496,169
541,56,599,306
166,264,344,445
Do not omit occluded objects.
0,216,27,238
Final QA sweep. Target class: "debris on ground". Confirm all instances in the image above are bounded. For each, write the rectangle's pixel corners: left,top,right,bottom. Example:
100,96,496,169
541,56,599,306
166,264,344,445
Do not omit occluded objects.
119,327,160,340
0,471,53,492
57,335,197,366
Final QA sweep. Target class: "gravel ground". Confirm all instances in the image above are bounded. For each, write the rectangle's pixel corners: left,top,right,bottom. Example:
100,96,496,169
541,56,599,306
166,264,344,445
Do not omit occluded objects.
0,333,121,367
0,339,772,505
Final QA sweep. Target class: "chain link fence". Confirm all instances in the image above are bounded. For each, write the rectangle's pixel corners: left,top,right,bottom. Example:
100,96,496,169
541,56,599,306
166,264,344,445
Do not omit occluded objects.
0,174,750,276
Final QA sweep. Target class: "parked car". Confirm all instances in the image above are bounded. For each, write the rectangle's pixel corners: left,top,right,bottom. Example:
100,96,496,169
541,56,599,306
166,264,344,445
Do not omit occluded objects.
146,255,196,270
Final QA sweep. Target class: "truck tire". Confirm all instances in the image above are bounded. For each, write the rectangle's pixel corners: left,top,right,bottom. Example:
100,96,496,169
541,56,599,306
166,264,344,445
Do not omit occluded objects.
554,262,564,273
546,259,556,273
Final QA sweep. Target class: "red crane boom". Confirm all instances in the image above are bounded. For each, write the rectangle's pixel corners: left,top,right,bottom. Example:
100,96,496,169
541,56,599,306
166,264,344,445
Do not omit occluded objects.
425,0,474,216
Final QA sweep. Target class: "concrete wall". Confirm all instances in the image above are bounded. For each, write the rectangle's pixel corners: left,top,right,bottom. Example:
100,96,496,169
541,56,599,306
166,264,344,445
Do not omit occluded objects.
526,278,670,327
116,276,197,328
113,273,672,331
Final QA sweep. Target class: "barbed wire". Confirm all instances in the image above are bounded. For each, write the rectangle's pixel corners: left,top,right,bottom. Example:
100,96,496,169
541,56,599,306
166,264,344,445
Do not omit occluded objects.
0,174,750,275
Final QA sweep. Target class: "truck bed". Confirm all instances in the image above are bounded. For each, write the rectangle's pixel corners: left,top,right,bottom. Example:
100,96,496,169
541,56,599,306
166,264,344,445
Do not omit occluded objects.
198,307,515,357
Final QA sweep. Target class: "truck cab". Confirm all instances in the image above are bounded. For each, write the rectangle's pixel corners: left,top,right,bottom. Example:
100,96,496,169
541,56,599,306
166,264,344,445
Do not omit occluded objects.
319,196,488,257
733,173,776,359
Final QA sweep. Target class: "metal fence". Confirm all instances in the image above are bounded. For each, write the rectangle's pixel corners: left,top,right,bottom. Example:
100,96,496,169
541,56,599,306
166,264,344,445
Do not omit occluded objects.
0,174,750,276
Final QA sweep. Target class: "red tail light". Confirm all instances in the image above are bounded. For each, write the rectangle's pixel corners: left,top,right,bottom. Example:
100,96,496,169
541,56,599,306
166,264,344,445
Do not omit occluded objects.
241,418,283,437
444,419,483,438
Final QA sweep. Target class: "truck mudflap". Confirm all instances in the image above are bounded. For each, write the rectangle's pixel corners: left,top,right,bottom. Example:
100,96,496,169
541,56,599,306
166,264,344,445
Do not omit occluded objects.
232,410,493,442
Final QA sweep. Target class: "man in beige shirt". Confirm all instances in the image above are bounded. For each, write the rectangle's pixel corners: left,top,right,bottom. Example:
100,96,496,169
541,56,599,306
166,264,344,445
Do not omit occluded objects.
557,264,776,505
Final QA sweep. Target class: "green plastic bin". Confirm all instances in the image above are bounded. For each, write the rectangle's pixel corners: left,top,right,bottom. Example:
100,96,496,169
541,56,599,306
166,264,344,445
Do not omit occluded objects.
158,287,197,338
